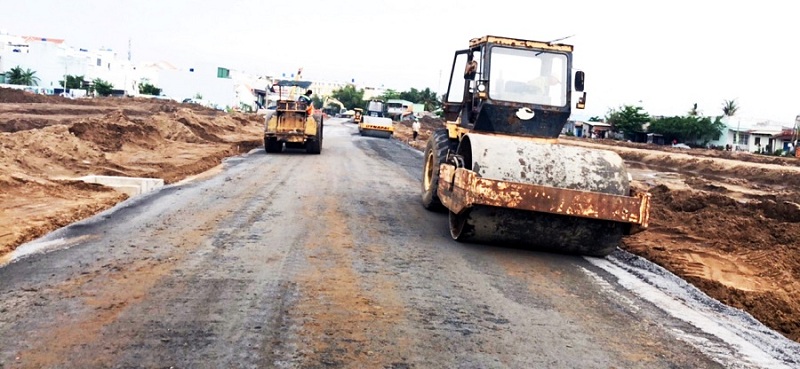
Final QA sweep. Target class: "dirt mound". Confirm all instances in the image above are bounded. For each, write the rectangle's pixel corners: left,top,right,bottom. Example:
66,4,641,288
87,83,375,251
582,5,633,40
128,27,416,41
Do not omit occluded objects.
564,137,800,168
0,87,95,105
69,111,159,151
392,116,444,151
623,185,800,341
0,97,265,257
0,179,128,257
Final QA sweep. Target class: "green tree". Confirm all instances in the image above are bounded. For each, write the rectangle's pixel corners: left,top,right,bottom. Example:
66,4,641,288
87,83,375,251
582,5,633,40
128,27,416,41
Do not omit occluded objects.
648,115,725,144
378,87,440,111
311,94,324,109
138,81,162,96
5,66,40,86
605,105,650,137
588,116,602,122
331,85,365,110
415,87,441,111
60,75,85,89
93,78,114,96
379,89,401,101
722,99,738,117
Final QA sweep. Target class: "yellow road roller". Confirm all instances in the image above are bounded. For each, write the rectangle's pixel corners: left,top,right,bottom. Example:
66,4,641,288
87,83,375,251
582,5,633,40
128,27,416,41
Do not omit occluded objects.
359,99,394,139
421,35,650,256
264,80,322,154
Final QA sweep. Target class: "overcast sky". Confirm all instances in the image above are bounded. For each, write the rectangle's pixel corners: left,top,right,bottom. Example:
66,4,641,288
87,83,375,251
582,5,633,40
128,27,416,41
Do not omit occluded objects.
3,1,799,123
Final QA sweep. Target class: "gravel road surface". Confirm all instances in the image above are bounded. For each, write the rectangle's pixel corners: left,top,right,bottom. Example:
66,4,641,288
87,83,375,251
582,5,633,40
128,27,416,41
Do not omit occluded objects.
1,118,798,368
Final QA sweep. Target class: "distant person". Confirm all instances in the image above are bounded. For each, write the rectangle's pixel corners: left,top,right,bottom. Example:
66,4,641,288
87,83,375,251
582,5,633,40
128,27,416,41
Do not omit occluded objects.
412,118,421,141
298,89,312,105
298,89,313,115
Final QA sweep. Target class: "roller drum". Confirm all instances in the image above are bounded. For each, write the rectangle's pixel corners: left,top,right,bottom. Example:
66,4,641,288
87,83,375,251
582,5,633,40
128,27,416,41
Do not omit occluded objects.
450,134,631,256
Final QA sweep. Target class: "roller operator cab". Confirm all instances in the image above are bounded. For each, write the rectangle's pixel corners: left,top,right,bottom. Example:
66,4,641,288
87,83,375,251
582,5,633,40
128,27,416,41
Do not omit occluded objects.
421,35,651,257
359,99,394,139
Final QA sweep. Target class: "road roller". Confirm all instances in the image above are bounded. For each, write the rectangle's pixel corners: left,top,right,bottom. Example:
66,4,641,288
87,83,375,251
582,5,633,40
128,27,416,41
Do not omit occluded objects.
421,35,651,256
264,80,323,154
359,99,394,139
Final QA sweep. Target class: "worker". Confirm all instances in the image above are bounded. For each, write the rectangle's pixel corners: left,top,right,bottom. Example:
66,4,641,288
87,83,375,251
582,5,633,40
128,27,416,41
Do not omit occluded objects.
412,117,421,141
298,89,313,115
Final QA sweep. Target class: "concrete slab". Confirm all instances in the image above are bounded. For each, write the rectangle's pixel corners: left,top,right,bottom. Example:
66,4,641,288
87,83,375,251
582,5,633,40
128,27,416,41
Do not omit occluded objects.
77,175,164,196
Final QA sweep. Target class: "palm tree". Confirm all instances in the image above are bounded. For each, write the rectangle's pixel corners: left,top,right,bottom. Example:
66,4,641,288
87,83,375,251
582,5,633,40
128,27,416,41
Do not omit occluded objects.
418,88,440,112
5,66,40,86
722,99,739,117
688,103,699,116
722,99,740,148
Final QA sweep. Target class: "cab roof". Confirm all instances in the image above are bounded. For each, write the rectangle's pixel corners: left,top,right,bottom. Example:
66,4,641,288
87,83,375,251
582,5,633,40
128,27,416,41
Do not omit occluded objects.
469,35,573,53
274,80,313,88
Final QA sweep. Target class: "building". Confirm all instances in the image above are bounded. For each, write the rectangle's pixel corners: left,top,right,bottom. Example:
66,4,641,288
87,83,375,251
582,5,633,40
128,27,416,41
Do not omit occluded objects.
564,120,612,138
1,30,391,111
706,116,794,152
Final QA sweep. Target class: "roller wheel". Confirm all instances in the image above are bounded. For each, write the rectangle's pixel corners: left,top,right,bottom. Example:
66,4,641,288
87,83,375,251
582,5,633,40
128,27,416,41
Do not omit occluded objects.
449,210,471,241
422,128,456,212
449,206,624,257
306,123,322,154
265,137,282,153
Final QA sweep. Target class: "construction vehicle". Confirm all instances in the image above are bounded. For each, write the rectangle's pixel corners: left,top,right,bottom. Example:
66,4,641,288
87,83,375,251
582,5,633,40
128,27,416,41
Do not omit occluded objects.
352,108,364,124
264,79,323,154
359,99,394,139
421,35,651,256
321,96,346,117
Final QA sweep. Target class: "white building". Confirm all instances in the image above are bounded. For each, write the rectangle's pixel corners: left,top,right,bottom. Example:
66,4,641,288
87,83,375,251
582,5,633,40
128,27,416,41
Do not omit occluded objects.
1,30,390,111
0,32,137,95
709,116,793,153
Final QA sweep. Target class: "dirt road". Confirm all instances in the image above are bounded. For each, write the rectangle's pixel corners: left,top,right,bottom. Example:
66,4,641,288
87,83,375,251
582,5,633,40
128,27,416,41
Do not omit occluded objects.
1,118,798,368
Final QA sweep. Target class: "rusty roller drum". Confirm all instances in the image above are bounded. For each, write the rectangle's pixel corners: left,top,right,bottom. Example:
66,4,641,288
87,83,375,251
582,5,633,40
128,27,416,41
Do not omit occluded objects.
448,133,631,256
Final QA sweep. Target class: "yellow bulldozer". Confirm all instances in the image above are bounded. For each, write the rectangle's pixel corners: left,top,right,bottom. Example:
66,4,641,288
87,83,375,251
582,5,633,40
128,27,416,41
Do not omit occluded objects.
421,35,651,256
263,80,323,154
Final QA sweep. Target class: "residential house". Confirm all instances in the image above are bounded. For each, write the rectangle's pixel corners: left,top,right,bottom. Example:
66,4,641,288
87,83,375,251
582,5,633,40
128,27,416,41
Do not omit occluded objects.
707,117,792,152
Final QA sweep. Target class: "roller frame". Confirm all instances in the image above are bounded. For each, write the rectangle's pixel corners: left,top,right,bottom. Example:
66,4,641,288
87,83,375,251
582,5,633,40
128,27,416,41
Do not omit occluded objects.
436,163,651,234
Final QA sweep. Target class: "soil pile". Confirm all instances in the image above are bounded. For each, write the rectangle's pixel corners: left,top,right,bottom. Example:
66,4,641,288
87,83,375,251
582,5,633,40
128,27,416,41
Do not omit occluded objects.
0,91,264,257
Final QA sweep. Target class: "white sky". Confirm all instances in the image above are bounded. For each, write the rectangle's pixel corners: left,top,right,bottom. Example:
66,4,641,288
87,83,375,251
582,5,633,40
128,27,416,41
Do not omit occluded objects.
3,0,799,122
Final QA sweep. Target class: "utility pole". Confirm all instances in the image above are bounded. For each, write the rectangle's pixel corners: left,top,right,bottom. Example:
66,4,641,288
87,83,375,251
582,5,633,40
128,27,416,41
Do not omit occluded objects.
437,69,442,96
62,52,69,96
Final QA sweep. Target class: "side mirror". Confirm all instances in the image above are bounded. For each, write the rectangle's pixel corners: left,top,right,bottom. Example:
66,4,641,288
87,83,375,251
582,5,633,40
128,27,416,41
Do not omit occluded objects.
574,71,585,92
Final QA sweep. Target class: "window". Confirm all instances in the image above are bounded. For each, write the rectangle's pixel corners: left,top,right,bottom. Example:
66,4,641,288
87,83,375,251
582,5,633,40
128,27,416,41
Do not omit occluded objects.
489,47,568,107
446,53,468,104
738,134,749,145
217,67,230,79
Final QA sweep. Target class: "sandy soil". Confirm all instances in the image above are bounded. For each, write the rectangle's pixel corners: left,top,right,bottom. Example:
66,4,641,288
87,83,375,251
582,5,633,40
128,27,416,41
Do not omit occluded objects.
0,88,263,260
2,89,799,344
